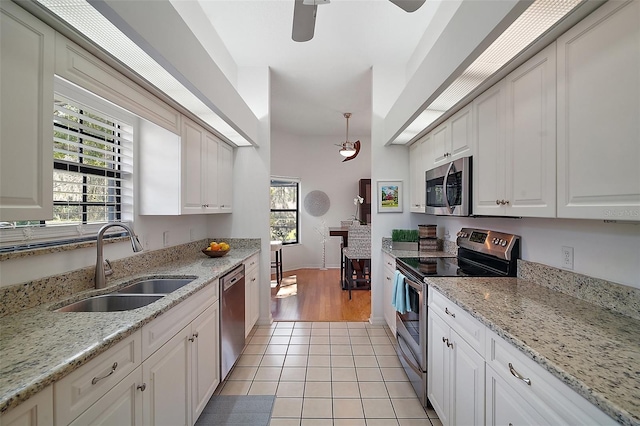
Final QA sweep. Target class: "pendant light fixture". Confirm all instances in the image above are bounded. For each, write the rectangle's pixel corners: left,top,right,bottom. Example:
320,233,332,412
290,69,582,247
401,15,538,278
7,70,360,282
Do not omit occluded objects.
338,113,360,162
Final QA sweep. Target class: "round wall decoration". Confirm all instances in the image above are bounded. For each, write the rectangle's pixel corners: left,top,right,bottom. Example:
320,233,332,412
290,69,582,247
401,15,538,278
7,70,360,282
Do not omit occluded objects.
304,190,330,217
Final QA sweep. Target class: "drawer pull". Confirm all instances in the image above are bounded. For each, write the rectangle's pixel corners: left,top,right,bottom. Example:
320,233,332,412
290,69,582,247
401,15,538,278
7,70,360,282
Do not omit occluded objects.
137,383,146,392
442,337,448,344
509,363,531,386
92,362,118,385
189,332,199,342
447,341,454,349
445,307,456,318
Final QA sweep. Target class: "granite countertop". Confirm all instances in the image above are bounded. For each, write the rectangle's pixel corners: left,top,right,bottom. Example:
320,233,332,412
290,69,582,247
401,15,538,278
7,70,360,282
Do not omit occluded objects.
0,248,259,414
427,276,640,426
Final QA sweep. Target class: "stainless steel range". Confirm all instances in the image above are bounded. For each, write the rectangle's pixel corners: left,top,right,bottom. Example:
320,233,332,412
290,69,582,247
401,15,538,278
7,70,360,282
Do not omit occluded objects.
394,228,520,408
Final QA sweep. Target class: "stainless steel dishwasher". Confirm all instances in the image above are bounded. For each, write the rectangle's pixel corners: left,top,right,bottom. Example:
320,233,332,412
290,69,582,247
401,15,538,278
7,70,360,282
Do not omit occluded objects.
220,264,246,380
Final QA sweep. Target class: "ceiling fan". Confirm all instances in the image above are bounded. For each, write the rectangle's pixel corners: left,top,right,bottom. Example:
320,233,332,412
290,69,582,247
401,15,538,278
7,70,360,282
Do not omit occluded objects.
292,0,426,42
336,113,360,162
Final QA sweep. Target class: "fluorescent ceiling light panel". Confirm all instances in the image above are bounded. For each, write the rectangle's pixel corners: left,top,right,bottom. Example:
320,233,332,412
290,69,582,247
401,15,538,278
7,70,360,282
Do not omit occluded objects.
393,0,582,145
36,0,251,147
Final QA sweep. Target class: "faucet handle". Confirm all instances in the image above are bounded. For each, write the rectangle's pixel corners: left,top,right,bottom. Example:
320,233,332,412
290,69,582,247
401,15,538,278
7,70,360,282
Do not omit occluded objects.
104,259,113,277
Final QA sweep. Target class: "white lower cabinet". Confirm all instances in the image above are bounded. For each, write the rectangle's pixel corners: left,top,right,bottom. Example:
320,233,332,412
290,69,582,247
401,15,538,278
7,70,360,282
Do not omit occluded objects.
69,367,143,426
191,303,220,421
143,324,192,426
244,254,260,337
47,283,220,426
485,365,547,426
0,385,53,426
429,287,615,426
382,252,396,335
427,304,484,426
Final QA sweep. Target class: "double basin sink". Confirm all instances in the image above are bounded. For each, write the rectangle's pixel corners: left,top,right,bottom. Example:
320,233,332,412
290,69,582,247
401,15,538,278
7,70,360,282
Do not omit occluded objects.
56,278,195,313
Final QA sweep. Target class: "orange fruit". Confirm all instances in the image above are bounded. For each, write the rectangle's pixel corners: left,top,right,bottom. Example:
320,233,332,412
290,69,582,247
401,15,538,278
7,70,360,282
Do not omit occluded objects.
210,243,220,251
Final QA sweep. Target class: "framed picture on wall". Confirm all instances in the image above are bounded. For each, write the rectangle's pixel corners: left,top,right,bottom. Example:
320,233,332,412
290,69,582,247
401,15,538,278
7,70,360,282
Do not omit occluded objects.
377,180,402,213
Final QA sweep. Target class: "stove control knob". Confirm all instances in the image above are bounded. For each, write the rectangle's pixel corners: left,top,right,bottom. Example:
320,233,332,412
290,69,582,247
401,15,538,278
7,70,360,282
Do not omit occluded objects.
501,240,507,247
494,239,501,245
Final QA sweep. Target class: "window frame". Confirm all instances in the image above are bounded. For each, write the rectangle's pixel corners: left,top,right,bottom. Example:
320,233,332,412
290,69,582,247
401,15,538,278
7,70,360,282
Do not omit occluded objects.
270,177,300,245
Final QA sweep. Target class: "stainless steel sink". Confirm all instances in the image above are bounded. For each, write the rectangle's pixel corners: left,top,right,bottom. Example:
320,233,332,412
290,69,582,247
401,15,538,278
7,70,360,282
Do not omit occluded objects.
56,294,164,312
115,278,195,294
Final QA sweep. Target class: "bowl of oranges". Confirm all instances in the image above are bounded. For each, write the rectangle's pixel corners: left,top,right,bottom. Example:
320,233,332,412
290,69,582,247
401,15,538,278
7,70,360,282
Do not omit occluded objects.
202,241,230,257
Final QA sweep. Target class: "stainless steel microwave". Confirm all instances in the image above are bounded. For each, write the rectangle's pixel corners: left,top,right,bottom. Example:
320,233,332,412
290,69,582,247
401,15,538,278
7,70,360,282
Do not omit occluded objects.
425,156,471,216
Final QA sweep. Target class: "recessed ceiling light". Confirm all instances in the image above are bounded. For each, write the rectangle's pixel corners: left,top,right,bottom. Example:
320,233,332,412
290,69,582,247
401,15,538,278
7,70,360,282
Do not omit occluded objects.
392,0,582,145
35,0,252,147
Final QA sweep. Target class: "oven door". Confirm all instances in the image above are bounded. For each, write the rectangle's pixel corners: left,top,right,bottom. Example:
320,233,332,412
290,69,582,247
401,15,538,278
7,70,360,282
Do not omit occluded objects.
395,274,427,406
425,156,470,216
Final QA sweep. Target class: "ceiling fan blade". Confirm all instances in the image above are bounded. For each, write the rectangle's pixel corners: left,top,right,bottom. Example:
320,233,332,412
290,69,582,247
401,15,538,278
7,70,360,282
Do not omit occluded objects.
342,140,361,162
389,0,425,13
292,0,316,42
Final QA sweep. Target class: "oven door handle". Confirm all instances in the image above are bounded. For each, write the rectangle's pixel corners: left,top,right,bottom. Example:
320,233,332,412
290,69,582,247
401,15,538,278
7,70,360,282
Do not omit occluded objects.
397,332,423,377
442,161,455,214
403,277,423,292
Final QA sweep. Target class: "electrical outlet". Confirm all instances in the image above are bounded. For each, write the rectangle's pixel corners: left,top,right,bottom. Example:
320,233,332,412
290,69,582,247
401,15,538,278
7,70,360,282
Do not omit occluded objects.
561,246,574,270
163,231,170,247
142,235,150,250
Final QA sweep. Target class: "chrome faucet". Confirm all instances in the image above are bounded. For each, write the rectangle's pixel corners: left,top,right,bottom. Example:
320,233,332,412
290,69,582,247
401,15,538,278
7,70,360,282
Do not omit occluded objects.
95,223,143,289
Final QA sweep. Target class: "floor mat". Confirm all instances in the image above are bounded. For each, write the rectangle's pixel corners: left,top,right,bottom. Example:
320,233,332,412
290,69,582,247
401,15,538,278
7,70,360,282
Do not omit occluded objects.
195,395,275,426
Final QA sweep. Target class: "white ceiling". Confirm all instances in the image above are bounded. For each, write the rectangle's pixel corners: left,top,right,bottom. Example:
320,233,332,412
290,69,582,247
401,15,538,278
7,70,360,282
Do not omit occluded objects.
195,0,441,139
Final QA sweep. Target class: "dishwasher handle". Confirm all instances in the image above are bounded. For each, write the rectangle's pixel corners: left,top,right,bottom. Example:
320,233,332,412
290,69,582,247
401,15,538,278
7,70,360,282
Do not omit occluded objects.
221,265,245,292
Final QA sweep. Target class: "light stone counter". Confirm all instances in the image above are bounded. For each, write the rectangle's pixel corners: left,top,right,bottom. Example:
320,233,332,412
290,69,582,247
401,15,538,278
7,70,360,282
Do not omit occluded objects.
428,276,640,426
0,246,259,415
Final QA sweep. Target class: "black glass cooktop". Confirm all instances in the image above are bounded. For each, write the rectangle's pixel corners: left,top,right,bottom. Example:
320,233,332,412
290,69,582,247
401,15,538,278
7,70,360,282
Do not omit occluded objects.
396,256,507,279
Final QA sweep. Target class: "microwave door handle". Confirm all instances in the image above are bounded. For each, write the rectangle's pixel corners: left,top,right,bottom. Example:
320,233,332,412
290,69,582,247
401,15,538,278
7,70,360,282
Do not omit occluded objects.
442,161,455,213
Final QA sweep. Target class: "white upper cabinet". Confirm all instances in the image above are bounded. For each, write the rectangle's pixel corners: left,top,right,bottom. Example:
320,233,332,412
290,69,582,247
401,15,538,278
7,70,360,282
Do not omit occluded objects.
473,82,506,216
556,0,640,221
433,104,473,166
140,117,233,215
474,43,556,217
409,136,428,213
0,2,54,221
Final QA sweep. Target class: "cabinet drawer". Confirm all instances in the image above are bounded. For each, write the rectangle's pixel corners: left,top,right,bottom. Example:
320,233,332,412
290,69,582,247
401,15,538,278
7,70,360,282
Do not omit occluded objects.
382,253,395,272
54,331,142,426
141,281,217,360
244,254,259,272
485,329,614,425
429,288,485,354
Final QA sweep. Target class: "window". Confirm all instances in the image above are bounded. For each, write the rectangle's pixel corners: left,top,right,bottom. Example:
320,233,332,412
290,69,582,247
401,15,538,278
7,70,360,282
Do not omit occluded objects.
270,178,299,244
0,79,134,251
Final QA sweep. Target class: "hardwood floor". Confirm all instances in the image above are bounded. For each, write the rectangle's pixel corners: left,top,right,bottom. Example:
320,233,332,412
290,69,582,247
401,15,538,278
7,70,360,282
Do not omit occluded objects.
270,268,371,322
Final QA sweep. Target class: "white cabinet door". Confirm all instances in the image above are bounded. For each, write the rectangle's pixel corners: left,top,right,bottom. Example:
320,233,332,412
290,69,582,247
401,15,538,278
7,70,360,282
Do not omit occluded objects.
202,132,220,213
474,43,556,217
182,119,206,214
473,82,506,216
382,253,396,334
143,326,192,426
427,308,450,425
432,122,450,165
450,331,485,426
244,254,260,337
191,302,220,423
69,368,143,426
0,2,54,221
505,43,557,217
486,365,547,426
218,141,233,213
409,137,427,213
557,0,640,221
0,386,53,426
449,104,473,161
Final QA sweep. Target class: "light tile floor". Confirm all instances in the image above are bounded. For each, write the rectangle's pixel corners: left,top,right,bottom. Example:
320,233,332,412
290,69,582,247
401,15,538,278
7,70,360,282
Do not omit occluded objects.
215,321,442,426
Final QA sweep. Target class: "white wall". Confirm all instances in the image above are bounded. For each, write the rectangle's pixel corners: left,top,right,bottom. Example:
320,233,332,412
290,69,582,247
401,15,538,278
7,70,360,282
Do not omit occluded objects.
431,216,640,289
369,64,413,325
270,130,371,272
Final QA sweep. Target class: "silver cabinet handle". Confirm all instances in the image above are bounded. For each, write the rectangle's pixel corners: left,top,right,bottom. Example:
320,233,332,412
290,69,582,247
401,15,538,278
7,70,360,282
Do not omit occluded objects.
496,200,501,205
442,337,448,344
92,362,117,385
447,341,454,349
137,383,146,392
189,332,199,342
509,363,531,386
445,307,456,318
